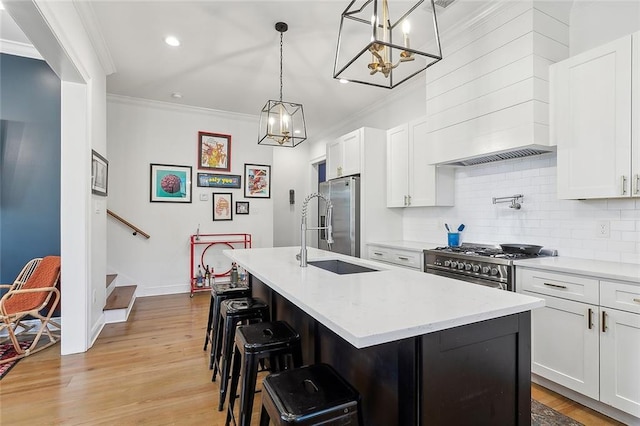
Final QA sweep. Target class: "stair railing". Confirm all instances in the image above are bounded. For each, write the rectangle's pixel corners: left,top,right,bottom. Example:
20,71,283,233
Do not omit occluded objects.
107,209,150,239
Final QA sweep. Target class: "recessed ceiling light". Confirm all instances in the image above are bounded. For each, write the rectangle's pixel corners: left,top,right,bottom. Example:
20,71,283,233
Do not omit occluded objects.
339,79,349,84
171,92,183,99
165,36,180,47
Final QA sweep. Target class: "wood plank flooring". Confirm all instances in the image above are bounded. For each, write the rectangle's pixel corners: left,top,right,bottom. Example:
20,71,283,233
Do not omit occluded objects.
0,293,625,425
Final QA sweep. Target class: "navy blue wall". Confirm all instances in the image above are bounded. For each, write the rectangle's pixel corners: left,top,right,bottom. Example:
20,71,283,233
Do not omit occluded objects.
0,54,61,284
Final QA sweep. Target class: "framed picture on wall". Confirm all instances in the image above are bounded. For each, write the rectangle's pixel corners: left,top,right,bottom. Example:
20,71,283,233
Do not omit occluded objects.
213,192,233,221
244,164,271,198
198,132,231,171
91,150,108,196
150,164,192,203
235,201,249,215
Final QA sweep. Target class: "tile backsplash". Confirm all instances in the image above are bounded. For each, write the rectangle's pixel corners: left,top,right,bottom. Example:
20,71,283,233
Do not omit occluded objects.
403,153,640,264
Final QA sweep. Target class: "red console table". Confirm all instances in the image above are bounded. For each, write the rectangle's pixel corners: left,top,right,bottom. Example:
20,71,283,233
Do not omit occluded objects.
188,233,252,297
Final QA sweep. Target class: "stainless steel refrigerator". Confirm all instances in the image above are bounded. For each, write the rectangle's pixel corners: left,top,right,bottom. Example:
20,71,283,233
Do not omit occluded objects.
318,176,360,257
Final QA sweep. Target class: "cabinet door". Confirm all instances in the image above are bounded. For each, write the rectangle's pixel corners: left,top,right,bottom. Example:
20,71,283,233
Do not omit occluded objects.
555,35,632,199
409,117,454,207
340,129,361,177
600,308,640,417
524,291,600,399
386,124,409,207
326,139,343,180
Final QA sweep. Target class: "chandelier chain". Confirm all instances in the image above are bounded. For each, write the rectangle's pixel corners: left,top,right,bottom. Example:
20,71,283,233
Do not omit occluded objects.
279,32,283,102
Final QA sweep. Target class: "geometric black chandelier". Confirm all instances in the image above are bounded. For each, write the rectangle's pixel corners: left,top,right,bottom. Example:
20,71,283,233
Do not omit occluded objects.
258,22,307,147
333,0,442,89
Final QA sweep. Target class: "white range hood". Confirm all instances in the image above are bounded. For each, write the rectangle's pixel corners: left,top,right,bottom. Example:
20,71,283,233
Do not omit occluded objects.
422,1,571,167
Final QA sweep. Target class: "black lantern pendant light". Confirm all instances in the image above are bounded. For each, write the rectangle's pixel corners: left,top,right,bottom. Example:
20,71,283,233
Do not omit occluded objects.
333,0,443,89
258,22,307,147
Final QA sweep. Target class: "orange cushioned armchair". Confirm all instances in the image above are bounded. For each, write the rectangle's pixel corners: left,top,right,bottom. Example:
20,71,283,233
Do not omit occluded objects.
0,256,61,364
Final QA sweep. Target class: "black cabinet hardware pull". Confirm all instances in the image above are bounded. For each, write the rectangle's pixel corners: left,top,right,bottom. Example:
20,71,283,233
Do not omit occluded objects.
543,282,567,289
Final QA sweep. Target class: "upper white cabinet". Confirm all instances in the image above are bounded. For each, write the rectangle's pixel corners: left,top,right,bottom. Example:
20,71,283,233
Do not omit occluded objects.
324,127,403,255
326,129,361,180
386,118,454,207
554,32,640,199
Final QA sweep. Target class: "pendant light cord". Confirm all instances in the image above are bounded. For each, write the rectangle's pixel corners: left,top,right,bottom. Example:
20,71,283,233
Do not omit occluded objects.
279,31,283,102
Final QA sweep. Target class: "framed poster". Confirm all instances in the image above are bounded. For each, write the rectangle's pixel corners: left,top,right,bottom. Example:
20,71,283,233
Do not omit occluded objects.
213,192,233,221
235,201,250,215
150,164,192,203
198,132,231,171
91,150,108,196
197,173,241,188
244,163,271,198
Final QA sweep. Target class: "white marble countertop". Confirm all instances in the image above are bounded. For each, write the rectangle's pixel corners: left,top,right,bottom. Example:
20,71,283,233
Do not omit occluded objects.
514,257,640,285
367,240,442,251
225,246,544,349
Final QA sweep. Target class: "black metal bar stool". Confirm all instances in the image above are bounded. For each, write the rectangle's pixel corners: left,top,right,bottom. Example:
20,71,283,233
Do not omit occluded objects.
217,297,270,411
225,321,303,426
204,283,251,370
259,363,362,426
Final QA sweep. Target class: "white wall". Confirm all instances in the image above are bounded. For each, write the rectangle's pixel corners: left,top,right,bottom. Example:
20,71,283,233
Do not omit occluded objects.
570,0,640,55
272,144,310,247
106,96,273,296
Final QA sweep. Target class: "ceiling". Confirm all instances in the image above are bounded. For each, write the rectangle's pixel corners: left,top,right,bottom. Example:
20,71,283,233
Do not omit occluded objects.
1,1,480,140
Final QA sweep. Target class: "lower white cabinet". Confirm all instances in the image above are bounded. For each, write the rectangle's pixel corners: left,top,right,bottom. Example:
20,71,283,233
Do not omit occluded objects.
600,301,640,417
523,291,599,399
367,244,423,271
518,267,640,418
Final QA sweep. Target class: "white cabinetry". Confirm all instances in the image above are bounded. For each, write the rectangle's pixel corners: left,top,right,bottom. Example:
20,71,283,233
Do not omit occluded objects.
519,269,599,398
599,280,640,417
386,119,454,207
324,128,403,256
518,267,640,419
367,244,423,271
326,129,361,180
554,32,640,199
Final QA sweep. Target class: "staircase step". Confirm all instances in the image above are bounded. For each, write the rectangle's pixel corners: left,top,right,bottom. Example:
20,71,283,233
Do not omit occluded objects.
105,285,136,310
106,274,117,288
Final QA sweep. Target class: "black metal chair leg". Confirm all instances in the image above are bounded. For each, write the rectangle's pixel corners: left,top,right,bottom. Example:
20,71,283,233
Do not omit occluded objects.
217,318,236,410
225,345,242,426
237,352,259,426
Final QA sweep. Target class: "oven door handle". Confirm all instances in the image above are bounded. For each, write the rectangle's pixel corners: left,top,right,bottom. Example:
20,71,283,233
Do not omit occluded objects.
425,267,509,290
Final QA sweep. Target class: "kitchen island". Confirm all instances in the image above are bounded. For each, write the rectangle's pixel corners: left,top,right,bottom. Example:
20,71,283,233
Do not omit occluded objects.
224,246,544,426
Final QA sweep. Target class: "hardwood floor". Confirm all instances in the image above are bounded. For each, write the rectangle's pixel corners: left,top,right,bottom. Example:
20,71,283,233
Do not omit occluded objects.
0,293,625,425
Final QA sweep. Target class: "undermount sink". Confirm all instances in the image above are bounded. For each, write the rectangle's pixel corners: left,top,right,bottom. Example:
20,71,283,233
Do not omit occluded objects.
307,259,379,275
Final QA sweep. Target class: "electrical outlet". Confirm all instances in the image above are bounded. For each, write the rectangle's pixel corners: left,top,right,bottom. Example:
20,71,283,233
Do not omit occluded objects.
596,220,610,238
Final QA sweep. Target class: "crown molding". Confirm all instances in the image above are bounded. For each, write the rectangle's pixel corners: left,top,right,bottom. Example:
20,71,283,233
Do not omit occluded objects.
73,0,116,75
0,38,43,60
107,94,259,122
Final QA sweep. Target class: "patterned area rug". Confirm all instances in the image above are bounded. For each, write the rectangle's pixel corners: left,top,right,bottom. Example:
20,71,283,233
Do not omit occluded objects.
0,340,32,380
532,399,584,426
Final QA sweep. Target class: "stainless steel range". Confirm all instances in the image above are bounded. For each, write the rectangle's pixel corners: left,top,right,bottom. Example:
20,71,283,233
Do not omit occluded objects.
424,243,555,291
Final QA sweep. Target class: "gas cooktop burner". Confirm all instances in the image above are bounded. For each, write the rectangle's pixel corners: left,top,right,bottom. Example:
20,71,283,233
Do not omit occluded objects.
432,245,542,260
